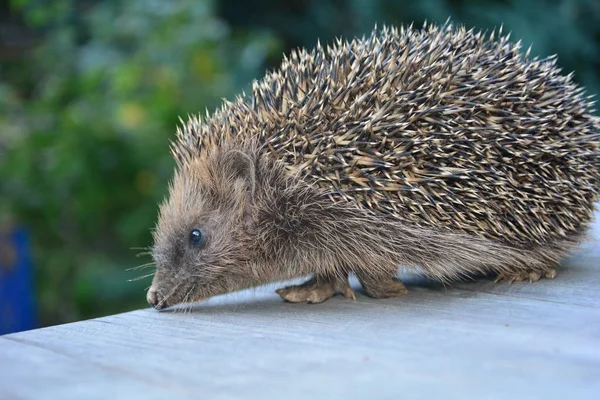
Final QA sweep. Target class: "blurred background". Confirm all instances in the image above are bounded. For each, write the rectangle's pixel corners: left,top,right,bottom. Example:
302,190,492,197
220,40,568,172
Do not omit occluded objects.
1,0,599,332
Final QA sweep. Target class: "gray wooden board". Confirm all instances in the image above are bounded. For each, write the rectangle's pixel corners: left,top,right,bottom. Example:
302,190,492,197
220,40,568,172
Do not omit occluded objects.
2,213,600,400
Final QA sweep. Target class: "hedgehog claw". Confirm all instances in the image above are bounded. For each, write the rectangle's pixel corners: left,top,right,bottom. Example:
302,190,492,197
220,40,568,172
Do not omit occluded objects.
494,268,557,284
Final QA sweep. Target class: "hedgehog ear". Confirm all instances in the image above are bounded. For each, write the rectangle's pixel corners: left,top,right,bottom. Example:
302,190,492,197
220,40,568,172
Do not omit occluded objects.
221,150,256,225
221,150,256,194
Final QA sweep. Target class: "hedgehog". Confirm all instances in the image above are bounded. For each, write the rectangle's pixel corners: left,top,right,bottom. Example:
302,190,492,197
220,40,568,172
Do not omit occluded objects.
146,21,600,310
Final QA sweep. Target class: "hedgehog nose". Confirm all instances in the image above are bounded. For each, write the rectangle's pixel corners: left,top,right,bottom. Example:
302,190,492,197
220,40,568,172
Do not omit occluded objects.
147,288,167,310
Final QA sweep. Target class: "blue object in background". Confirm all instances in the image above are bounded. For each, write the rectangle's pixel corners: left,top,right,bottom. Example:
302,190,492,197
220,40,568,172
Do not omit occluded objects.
0,225,36,335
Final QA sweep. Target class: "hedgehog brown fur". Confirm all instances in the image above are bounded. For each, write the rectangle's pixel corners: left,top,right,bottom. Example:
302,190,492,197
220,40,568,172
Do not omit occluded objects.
147,21,600,310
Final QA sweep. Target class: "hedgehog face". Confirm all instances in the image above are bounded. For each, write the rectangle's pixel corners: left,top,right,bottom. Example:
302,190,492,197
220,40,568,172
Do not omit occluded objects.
147,150,257,310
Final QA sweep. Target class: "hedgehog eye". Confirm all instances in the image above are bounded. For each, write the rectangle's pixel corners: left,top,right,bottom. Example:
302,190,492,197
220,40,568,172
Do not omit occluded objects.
189,228,206,247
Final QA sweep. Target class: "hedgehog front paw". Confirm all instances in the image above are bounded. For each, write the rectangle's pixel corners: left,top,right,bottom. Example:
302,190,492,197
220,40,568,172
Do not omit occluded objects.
494,267,557,283
275,274,356,304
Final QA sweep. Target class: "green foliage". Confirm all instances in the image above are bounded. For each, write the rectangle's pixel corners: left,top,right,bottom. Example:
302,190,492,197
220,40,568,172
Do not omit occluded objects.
1,0,598,327
0,0,281,325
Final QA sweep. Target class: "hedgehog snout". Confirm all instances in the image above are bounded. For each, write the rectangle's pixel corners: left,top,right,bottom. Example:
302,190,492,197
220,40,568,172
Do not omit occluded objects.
147,287,168,310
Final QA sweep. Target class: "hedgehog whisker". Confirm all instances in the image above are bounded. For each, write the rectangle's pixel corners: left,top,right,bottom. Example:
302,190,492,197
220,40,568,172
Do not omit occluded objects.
126,262,156,272
128,272,155,282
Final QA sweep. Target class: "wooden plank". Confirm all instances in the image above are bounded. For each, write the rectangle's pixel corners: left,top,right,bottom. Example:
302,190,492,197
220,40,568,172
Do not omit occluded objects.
0,337,191,400
3,279,600,400
1,211,599,400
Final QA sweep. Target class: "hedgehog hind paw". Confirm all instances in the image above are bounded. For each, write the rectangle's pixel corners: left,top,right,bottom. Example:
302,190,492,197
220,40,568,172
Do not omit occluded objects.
276,274,356,304
494,267,557,283
355,273,409,298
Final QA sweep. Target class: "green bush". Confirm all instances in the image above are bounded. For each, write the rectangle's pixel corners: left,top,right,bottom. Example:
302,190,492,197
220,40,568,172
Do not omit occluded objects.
220,0,600,98
0,0,281,325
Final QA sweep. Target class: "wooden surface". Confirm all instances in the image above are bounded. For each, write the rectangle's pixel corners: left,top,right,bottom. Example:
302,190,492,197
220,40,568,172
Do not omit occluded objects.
2,214,600,400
